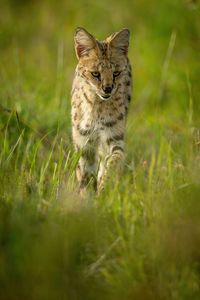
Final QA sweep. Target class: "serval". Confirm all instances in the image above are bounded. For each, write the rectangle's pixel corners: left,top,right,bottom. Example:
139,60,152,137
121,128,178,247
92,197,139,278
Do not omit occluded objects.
71,27,132,195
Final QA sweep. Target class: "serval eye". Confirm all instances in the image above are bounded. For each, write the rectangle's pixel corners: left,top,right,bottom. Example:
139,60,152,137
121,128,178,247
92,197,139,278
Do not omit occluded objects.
91,72,100,78
113,71,120,77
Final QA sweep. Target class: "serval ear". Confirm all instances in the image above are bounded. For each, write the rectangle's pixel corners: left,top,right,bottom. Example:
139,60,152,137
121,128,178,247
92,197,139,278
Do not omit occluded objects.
74,27,97,59
107,28,130,56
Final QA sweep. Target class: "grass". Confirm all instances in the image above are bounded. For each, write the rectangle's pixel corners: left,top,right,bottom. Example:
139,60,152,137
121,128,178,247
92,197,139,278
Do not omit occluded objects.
0,0,200,299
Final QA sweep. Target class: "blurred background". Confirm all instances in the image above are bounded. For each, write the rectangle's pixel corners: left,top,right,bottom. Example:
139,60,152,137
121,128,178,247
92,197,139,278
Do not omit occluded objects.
0,0,200,299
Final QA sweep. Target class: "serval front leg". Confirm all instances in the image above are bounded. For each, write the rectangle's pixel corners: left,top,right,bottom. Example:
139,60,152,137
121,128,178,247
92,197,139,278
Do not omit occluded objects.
78,151,96,196
97,134,125,195
75,142,97,197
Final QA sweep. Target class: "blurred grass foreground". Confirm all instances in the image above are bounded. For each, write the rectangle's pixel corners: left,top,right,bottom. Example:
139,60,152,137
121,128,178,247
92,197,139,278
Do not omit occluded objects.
0,0,200,299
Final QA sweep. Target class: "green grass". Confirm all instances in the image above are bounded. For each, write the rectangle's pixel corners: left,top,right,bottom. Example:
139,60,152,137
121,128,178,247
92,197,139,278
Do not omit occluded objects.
1,0,200,299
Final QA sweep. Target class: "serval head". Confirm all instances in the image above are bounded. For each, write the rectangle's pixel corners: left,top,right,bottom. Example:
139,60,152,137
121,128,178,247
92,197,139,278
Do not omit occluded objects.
74,27,130,100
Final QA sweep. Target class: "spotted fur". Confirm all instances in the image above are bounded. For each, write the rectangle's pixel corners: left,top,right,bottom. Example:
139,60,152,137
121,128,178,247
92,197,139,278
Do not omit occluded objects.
71,27,132,195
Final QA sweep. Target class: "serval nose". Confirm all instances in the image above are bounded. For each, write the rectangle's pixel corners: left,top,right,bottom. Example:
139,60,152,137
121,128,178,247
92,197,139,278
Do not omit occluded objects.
103,85,113,94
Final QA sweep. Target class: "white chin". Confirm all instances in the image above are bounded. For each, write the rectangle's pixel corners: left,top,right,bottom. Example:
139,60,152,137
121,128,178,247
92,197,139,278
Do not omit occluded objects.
97,93,111,100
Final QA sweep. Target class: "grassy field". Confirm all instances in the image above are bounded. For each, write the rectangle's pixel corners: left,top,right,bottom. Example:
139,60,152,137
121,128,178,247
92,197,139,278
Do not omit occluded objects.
1,0,200,299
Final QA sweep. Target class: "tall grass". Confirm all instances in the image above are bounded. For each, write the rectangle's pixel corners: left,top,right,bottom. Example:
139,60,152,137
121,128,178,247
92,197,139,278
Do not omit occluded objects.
0,0,200,299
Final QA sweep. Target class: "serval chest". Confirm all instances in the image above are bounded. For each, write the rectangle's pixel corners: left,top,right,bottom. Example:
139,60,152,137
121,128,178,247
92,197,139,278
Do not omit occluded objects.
71,27,132,195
